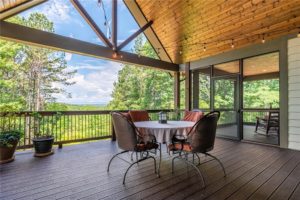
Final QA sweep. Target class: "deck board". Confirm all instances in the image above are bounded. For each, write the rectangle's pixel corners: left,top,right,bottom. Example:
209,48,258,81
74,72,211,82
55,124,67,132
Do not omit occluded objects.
0,139,300,200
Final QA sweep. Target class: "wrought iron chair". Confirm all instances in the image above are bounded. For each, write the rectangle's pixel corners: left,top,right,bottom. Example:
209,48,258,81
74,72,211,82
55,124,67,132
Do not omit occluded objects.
107,112,158,184
169,111,226,188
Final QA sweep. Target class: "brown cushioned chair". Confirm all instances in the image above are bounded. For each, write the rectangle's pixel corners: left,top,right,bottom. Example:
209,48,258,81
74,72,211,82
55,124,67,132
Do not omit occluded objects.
129,110,150,122
169,111,226,188
107,112,158,184
182,110,204,122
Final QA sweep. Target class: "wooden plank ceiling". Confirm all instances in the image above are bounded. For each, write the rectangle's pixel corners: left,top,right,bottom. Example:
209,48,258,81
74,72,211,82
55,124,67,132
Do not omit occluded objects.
133,0,300,64
0,0,28,12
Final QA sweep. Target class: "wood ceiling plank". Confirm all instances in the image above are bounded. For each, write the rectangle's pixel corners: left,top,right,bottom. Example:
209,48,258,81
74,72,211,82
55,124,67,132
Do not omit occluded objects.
132,0,300,63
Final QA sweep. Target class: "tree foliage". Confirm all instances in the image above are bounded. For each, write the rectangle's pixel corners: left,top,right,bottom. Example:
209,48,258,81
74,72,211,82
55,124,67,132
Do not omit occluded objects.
0,13,76,111
108,36,174,110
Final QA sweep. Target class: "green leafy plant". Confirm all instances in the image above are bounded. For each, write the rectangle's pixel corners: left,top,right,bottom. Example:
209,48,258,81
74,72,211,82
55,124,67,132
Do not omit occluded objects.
0,105,23,147
0,130,22,147
31,112,62,138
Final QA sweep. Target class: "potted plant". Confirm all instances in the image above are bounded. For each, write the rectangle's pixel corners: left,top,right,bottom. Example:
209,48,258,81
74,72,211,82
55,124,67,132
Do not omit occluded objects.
31,112,61,157
0,130,22,164
0,105,23,164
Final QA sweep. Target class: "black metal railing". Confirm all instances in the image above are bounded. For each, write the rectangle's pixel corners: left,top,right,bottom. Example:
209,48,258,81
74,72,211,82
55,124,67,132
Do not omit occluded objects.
0,109,184,149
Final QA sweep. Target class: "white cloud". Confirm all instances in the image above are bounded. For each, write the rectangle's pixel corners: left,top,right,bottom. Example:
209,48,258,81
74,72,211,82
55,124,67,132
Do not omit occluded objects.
53,61,124,105
129,29,138,33
40,0,72,23
65,53,72,61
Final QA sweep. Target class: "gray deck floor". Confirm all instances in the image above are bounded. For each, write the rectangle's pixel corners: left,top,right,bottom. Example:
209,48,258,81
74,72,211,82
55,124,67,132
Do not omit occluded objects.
1,138,300,200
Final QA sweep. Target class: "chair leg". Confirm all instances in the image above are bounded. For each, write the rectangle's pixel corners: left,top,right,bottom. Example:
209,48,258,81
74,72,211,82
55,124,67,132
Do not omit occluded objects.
174,153,206,188
123,156,157,184
255,120,259,132
172,155,181,174
107,150,128,172
195,153,201,165
204,152,226,177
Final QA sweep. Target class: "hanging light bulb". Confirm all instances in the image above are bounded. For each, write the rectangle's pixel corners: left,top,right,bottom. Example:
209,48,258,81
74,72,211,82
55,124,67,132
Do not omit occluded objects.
231,39,234,48
262,34,266,43
157,48,160,55
179,50,182,55
298,30,300,38
203,43,206,52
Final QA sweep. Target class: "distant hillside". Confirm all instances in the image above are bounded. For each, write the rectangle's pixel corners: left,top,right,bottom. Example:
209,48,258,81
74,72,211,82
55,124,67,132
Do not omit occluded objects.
45,102,108,111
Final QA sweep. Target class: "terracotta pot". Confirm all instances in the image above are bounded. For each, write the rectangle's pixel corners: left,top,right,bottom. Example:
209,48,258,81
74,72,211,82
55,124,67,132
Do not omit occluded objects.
32,136,54,157
0,140,18,164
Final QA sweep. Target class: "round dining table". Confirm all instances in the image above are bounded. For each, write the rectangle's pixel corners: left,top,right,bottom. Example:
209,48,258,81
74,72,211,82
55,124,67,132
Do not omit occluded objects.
134,120,195,177
134,120,195,144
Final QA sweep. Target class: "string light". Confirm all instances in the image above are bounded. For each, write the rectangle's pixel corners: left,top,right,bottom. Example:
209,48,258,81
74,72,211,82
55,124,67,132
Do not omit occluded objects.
203,43,206,52
231,39,234,48
262,34,266,43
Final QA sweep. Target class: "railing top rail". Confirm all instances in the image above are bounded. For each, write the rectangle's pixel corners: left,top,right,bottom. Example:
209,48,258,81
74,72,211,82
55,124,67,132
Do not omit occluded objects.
241,108,280,112
0,109,185,117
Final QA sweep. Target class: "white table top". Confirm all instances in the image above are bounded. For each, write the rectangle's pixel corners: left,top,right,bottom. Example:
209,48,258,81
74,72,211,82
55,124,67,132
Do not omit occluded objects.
134,120,195,129
134,121,194,144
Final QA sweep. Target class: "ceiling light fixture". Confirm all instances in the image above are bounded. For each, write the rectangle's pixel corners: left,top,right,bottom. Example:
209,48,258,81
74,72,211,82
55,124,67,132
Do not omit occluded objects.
231,39,234,48
262,34,266,43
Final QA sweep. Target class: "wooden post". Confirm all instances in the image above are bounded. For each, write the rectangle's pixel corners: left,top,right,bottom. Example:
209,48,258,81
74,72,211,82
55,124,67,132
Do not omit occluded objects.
192,70,199,109
174,71,180,119
185,62,191,111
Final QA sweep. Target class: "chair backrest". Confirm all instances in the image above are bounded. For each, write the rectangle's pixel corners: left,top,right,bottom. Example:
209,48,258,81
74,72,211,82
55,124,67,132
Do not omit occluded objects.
189,111,220,153
129,110,150,122
111,112,137,151
268,111,279,121
183,110,204,122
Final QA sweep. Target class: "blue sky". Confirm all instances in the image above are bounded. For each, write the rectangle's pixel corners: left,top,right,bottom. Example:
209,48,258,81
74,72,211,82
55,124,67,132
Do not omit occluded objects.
19,0,143,105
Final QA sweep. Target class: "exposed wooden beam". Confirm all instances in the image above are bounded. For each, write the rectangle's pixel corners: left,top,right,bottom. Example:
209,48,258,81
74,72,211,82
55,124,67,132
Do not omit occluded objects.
123,0,173,63
0,0,47,20
117,20,153,51
70,0,113,49
111,0,117,50
0,21,179,71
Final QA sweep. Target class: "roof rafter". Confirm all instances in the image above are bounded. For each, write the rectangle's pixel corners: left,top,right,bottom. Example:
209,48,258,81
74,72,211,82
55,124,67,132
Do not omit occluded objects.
0,0,47,20
111,0,117,50
117,20,153,51
70,0,113,49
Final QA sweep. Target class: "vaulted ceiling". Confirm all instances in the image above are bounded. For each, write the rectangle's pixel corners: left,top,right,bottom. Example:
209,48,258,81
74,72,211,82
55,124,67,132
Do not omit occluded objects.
126,0,300,64
1,0,300,66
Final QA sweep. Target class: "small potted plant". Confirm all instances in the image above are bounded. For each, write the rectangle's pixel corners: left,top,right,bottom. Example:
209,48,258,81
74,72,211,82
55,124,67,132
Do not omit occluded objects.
31,112,61,157
0,130,22,164
0,105,23,164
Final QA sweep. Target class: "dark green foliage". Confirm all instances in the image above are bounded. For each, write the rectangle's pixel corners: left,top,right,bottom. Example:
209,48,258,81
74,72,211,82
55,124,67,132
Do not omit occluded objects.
0,130,22,147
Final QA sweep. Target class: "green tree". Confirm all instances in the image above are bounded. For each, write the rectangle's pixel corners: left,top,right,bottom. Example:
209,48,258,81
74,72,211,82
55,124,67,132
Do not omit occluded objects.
108,36,174,110
0,13,76,111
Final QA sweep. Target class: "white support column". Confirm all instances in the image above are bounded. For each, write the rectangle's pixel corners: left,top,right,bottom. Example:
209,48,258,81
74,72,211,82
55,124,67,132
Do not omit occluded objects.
288,37,300,150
